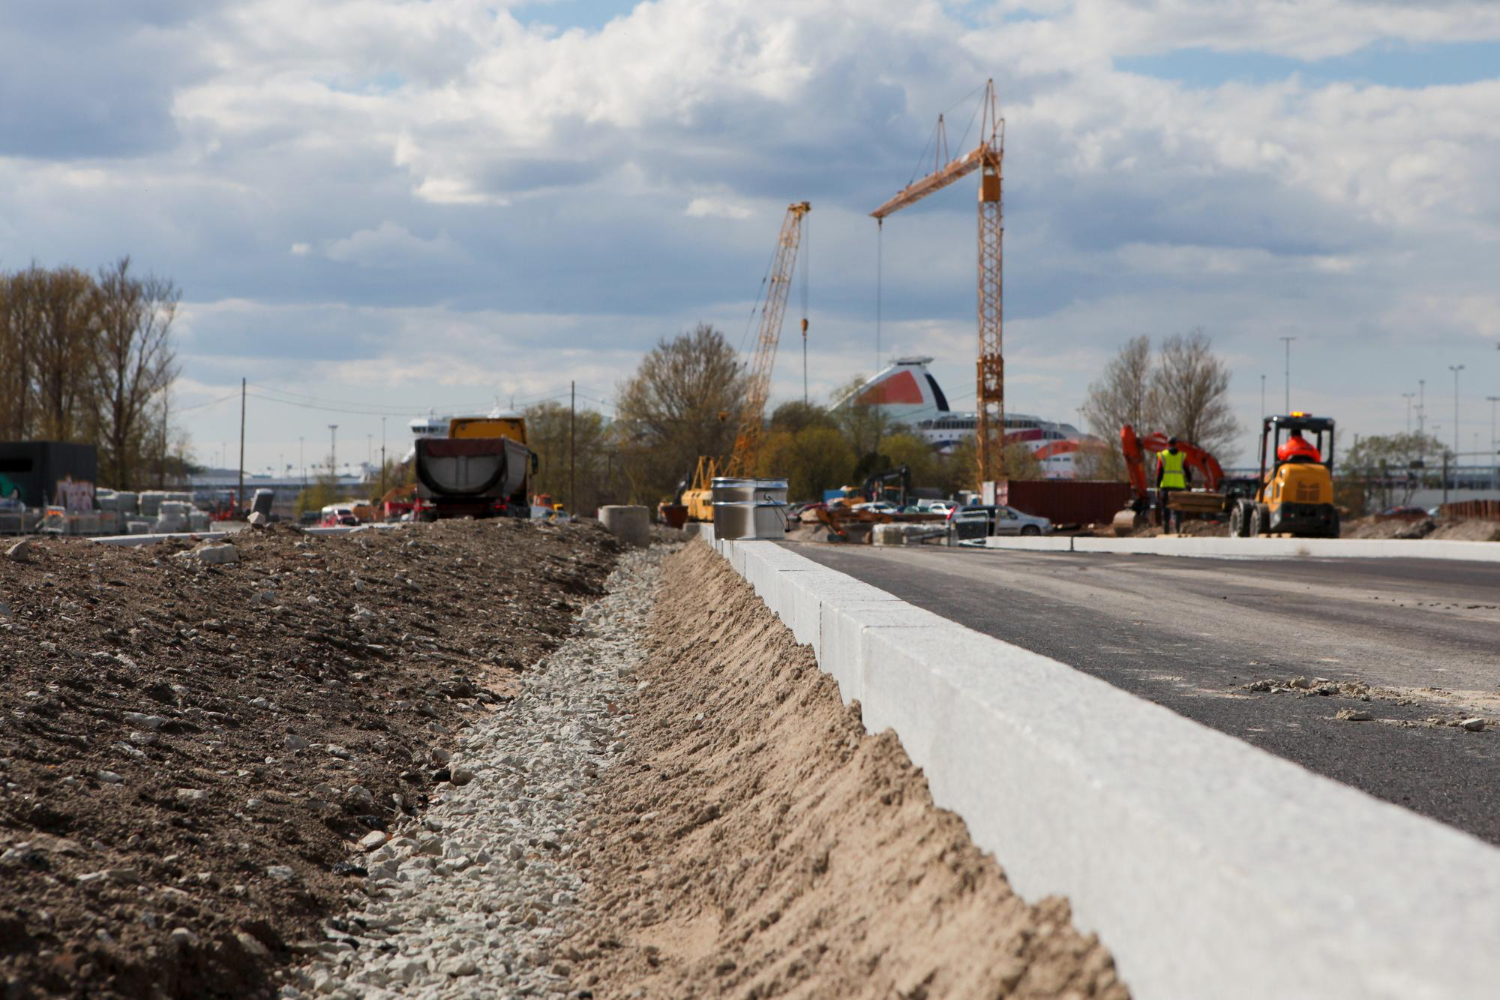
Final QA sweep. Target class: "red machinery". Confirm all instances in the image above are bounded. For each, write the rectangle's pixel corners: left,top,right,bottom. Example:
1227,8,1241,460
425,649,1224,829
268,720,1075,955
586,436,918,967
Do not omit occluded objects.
1120,425,1223,499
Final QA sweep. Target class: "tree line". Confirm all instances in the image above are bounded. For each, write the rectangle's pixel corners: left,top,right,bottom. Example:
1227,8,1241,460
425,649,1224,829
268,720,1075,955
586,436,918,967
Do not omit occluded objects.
0,259,181,489
538,323,1046,509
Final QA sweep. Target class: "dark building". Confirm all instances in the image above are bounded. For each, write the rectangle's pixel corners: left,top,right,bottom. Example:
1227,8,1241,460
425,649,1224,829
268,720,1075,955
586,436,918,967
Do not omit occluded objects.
0,442,99,510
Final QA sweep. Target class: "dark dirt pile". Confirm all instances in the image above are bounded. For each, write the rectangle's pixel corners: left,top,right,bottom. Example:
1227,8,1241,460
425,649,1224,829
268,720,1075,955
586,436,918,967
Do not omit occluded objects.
0,519,619,998
564,542,1128,999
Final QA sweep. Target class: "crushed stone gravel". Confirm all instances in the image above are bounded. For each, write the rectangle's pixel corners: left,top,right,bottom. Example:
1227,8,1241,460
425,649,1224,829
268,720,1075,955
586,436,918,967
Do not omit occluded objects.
288,545,667,999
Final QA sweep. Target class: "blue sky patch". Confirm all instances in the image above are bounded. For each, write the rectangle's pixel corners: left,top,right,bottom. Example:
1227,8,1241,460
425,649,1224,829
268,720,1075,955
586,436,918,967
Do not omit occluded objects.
1117,40,1500,90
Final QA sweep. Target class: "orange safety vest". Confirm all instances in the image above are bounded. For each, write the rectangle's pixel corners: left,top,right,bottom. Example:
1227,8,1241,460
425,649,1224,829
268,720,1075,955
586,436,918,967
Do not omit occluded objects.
1158,449,1187,489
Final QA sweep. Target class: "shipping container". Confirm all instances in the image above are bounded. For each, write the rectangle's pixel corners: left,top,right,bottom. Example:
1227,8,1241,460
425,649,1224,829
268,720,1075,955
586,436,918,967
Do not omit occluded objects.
993,479,1131,527
0,441,99,510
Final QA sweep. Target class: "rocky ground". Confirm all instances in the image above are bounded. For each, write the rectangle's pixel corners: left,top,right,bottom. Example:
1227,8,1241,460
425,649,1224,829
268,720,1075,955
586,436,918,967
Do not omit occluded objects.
0,519,620,998
289,545,661,999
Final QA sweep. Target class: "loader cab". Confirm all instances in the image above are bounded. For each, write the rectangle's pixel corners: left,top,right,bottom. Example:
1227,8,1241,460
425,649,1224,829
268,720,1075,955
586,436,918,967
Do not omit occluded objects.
1261,413,1335,476
1232,412,1339,539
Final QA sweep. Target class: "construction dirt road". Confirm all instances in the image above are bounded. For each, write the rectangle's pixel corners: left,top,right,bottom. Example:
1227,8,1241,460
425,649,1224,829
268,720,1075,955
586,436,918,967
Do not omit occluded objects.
790,542,1500,846
2,526,1125,999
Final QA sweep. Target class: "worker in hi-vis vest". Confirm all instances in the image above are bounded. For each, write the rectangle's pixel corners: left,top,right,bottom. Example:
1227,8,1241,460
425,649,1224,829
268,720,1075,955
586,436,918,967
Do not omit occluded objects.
1156,437,1189,534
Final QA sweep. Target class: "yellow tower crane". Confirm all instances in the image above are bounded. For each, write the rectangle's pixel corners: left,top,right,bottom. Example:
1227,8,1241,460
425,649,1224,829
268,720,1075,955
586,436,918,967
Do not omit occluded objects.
683,201,811,520
871,80,1005,491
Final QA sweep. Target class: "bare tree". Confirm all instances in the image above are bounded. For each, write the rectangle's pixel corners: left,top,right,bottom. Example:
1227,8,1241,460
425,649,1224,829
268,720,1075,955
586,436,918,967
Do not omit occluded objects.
1080,335,1154,439
614,323,745,502
33,266,99,441
1079,336,1154,480
1149,329,1240,459
523,400,619,514
92,258,180,489
0,268,38,439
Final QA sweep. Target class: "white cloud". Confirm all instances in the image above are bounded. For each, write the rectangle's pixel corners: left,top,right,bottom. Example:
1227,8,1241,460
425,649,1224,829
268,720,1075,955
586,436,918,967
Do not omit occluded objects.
5,0,1500,471
685,197,752,220
321,221,461,266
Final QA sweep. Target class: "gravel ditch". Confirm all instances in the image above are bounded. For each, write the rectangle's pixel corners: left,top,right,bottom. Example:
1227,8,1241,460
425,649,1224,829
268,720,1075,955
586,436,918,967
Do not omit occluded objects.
288,545,666,999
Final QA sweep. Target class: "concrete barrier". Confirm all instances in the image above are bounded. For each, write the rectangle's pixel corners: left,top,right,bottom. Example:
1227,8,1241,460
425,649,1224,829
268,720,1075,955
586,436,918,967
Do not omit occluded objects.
599,505,651,548
984,533,1500,562
698,527,1500,999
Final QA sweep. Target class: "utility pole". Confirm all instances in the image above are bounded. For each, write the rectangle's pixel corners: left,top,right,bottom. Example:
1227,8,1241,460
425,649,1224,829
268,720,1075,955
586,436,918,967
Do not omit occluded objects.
380,416,387,497
1449,365,1464,476
237,378,246,514
1487,396,1500,486
160,392,169,489
1401,393,1415,434
569,381,576,515
329,424,338,481
299,437,305,485
1278,337,1295,413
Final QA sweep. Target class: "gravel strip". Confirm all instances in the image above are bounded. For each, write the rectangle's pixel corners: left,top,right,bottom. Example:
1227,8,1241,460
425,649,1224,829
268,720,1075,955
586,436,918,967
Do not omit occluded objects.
288,545,667,999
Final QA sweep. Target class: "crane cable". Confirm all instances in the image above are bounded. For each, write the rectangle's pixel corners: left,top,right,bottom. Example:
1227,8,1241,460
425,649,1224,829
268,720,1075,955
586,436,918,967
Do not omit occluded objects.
801,213,810,405
875,219,883,376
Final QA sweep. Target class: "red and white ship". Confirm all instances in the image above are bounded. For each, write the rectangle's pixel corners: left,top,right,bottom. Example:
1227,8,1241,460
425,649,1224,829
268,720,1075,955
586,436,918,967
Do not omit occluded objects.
839,356,1093,478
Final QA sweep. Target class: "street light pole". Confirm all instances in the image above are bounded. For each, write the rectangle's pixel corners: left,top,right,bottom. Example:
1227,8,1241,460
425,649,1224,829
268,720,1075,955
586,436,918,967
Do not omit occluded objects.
1448,365,1464,475
1278,337,1295,413
1487,396,1500,487
1417,379,1426,458
1401,393,1415,434
329,424,339,480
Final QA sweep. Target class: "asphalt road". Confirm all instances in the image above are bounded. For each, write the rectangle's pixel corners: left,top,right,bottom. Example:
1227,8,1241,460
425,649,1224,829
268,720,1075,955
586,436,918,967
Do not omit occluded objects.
784,542,1500,846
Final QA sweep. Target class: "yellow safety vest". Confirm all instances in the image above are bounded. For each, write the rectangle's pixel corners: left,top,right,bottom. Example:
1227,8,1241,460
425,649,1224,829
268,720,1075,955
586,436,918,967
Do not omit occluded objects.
1159,449,1187,489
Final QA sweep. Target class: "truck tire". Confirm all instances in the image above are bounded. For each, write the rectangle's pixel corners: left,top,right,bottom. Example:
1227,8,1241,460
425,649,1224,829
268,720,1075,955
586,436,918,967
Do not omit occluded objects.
1229,502,1248,537
1248,504,1264,537
1327,512,1341,539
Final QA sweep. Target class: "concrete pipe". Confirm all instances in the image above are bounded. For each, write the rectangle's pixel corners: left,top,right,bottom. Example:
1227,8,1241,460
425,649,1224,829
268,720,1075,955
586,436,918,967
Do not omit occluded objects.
599,505,651,548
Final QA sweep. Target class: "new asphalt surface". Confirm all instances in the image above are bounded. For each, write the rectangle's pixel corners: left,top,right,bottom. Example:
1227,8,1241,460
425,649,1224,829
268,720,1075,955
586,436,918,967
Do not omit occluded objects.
784,541,1500,846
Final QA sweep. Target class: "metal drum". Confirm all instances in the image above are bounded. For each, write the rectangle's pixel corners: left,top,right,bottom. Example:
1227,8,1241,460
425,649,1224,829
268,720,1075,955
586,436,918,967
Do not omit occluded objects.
710,477,788,505
711,477,789,540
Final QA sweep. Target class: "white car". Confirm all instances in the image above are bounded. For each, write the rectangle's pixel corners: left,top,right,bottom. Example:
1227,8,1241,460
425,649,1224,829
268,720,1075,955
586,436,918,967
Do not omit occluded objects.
926,500,957,514
852,501,899,514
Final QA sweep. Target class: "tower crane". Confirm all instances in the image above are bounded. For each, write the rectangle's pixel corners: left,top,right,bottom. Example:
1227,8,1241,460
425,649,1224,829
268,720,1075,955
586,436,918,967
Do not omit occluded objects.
681,201,811,520
871,80,1005,490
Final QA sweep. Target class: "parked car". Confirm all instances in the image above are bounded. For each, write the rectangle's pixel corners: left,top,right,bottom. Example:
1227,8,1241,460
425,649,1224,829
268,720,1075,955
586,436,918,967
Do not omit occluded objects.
947,504,1053,536
926,500,957,515
852,501,899,514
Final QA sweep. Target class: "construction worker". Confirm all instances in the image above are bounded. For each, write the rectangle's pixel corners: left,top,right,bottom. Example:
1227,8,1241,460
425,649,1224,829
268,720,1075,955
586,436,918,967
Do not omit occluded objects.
1277,429,1322,464
1156,437,1189,533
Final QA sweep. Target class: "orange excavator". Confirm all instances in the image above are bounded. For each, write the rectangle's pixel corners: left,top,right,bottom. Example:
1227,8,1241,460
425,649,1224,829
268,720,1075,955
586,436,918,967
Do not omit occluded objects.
1115,425,1225,534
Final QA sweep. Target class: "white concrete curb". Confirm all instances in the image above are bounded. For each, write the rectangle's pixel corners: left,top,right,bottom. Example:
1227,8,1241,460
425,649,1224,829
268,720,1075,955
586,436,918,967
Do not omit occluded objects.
699,528,1500,999
984,533,1500,561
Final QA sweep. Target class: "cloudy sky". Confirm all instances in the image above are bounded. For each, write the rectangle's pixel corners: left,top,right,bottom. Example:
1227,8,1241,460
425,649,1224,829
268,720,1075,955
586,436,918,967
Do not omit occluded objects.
4,0,1499,473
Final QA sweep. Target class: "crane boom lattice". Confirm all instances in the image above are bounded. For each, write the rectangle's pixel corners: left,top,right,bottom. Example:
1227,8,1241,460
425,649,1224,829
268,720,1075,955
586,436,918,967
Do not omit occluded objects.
871,80,1006,488
725,201,810,478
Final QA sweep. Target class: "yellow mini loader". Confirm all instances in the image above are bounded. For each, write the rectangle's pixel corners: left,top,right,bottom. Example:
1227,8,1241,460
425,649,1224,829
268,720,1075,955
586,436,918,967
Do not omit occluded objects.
1230,412,1340,539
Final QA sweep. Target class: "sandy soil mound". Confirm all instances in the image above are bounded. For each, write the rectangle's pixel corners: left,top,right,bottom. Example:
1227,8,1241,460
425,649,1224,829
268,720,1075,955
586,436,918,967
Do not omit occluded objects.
566,543,1128,999
0,520,619,998
1430,519,1500,542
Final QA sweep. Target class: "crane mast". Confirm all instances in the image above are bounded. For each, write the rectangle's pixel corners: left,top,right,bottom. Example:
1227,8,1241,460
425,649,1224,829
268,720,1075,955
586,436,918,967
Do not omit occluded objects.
872,80,1005,490
724,201,811,477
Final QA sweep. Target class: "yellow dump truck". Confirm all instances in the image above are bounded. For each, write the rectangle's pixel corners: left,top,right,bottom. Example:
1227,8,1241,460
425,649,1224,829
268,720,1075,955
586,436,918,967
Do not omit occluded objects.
412,414,535,521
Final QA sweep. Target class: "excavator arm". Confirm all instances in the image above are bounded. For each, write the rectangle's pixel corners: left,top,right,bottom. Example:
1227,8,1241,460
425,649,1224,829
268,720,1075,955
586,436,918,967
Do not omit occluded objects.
1121,425,1225,496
